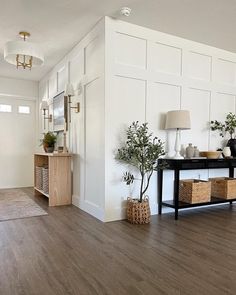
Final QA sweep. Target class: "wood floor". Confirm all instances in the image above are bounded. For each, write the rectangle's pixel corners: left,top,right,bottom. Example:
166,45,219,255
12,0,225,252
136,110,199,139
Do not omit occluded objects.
1,188,236,294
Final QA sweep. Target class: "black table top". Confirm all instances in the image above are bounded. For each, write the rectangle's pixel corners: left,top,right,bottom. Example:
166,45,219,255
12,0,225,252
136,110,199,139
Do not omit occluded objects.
158,157,236,170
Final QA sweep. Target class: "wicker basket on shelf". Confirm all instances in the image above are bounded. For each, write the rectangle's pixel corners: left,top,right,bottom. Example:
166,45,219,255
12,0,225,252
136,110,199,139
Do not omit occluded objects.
179,179,211,204
35,166,43,190
42,166,49,194
209,177,236,199
127,196,150,224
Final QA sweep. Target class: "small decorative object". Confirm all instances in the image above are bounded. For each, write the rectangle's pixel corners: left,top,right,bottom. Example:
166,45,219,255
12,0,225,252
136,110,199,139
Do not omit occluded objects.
41,132,57,153
165,110,191,159
193,146,199,157
180,144,186,158
63,132,68,153
115,121,165,224
199,151,221,159
222,146,231,158
210,112,236,157
186,143,194,158
58,146,64,153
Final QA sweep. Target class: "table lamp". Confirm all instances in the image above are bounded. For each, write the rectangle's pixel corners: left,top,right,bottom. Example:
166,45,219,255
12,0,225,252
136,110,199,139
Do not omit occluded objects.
165,110,191,159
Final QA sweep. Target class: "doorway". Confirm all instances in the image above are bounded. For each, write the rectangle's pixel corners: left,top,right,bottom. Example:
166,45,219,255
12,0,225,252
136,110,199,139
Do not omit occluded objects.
0,97,36,188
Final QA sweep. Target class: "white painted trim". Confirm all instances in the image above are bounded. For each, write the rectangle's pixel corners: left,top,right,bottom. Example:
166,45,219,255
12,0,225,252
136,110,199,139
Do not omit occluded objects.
0,93,37,101
72,194,105,221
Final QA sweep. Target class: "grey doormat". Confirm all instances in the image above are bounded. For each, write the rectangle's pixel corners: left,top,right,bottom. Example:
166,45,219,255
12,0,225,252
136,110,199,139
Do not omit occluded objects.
0,189,48,222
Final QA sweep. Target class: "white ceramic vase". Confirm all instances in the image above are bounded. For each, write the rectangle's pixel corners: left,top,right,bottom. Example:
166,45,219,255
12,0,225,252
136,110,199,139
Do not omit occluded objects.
223,147,231,157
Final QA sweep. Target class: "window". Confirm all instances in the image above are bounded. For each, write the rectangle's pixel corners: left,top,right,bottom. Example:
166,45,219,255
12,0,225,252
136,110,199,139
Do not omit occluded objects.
18,106,30,114
0,104,12,113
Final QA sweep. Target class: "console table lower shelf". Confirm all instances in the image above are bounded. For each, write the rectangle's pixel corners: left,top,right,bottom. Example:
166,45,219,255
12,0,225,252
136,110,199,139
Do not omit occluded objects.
157,158,236,220
162,197,234,209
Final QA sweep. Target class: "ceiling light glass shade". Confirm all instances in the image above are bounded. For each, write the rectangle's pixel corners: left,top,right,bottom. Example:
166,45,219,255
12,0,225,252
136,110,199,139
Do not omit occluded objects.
64,83,75,96
40,100,49,110
4,40,44,67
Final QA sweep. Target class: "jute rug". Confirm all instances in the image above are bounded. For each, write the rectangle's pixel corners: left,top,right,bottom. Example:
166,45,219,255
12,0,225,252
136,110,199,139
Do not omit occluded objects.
0,188,48,222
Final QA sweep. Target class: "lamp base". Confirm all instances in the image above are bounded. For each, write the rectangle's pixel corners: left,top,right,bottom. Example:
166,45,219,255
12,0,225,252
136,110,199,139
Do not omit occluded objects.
172,152,184,159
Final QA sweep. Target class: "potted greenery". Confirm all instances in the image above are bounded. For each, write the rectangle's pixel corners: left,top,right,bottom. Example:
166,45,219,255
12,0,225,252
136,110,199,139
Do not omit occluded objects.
41,132,57,153
210,112,236,156
116,121,165,224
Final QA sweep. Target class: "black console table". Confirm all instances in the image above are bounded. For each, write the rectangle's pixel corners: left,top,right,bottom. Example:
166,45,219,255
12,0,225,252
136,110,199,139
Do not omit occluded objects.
157,158,236,220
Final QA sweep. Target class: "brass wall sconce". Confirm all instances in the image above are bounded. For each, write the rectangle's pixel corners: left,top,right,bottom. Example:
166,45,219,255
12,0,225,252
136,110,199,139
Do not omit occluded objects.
64,83,80,123
40,100,52,129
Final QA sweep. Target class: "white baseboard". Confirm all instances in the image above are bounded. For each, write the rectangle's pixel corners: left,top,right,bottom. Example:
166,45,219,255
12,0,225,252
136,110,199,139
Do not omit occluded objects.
72,195,105,221
72,195,173,222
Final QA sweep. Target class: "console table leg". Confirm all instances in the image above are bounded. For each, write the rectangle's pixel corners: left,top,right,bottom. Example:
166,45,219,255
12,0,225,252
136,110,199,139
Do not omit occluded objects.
174,169,180,220
175,209,179,220
230,200,233,205
158,169,163,215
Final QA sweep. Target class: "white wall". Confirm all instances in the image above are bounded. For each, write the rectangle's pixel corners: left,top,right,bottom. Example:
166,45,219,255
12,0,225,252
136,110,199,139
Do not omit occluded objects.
0,76,38,188
104,17,236,221
37,17,236,222
38,18,105,220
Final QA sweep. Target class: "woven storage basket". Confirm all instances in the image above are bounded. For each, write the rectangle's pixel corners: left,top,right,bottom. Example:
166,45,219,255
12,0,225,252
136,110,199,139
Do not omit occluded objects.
179,179,211,204
209,177,236,199
35,166,43,190
127,196,150,224
42,167,49,194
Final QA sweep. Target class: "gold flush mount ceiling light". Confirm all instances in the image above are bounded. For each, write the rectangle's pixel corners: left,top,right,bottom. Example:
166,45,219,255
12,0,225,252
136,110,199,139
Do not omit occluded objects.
4,31,44,70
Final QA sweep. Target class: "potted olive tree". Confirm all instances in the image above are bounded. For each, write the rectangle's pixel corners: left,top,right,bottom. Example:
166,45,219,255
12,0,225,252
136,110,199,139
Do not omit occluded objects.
116,121,165,224
210,112,236,156
41,132,57,153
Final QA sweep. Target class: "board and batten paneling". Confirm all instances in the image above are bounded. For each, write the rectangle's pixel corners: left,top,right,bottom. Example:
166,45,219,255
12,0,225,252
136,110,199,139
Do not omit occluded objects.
38,18,105,220
84,77,105,210
57,65,67,94
105,75,146,221
104,17,236,221
39,17,236,222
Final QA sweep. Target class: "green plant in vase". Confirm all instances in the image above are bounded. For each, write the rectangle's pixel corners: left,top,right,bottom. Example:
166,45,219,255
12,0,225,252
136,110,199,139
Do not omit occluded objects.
41,132,57,153
210,112,236,156
115,121,165,224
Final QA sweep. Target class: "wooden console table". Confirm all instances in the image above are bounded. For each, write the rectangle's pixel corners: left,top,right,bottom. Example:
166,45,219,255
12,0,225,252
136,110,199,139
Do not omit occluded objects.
157,158,236,220
34,153,72,206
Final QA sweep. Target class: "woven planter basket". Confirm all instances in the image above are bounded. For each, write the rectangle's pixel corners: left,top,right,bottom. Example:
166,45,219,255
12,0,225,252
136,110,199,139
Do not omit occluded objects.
127,196,150,224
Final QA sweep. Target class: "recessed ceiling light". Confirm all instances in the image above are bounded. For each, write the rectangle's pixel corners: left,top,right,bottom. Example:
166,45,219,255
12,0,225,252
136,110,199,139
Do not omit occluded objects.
120,7,131,17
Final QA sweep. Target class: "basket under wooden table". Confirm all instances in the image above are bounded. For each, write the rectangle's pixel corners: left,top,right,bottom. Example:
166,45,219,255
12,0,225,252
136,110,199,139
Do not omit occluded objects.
35,166,43,190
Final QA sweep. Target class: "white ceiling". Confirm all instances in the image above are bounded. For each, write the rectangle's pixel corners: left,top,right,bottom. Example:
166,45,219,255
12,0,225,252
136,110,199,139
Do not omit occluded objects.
1,0,236,81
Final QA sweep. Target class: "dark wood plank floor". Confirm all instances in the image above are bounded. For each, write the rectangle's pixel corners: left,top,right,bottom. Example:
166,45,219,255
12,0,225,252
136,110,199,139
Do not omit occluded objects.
0,188,236,294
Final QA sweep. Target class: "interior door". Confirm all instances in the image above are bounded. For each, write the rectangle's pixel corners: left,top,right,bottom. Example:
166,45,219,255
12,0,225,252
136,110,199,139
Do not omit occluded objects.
0,97,36,188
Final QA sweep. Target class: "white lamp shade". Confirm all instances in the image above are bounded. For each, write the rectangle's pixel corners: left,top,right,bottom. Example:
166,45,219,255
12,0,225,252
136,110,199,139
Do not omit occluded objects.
165,110,191,130
64,83,74,96
4,41,44,67
40,100,49,111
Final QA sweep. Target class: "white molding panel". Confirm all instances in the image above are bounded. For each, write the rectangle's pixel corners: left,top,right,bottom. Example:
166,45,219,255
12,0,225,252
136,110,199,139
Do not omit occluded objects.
39,17,236,222
38,18,105,220
104,17,236,221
